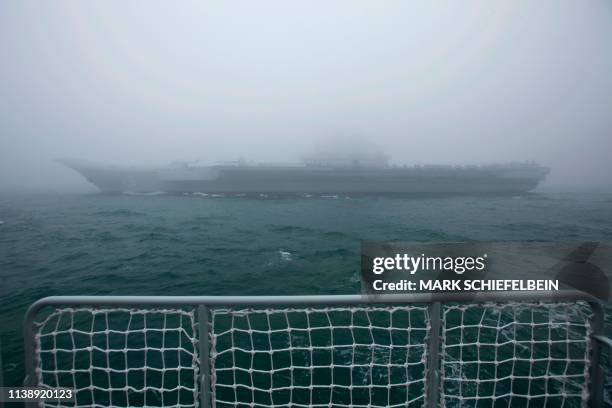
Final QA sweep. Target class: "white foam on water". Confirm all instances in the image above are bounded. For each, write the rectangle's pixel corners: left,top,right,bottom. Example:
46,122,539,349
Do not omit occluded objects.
192,192,209,197
123,191,167,196
279,250,292,261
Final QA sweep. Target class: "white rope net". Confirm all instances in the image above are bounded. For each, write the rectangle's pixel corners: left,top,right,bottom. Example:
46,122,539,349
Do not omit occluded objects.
31,302,594,407
34,307,199,407
440,302,593,407
209,305,430,408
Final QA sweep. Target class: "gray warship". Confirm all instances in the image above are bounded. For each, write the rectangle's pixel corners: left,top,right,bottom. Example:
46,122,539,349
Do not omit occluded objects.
59,153,549,195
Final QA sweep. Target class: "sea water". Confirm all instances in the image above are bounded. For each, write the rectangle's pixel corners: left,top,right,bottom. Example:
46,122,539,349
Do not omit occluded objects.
0,192,611,392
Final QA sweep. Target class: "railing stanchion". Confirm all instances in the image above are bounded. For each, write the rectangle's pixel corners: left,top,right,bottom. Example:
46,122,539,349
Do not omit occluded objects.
23,303,40,408
0,337,4,408
588,301,604,407
426,302,441,407
198,305,212,408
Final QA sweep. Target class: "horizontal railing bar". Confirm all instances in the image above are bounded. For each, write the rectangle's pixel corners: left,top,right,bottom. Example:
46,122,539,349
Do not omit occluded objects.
25,290,597,311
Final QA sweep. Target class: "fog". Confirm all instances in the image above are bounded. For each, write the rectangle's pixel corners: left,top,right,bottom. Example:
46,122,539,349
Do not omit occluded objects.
1,1,611,191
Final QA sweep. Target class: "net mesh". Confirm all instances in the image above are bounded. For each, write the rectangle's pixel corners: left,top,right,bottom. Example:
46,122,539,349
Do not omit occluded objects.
34,307,199,407
209,305,430,408
31,302,595,408
440,302,593,407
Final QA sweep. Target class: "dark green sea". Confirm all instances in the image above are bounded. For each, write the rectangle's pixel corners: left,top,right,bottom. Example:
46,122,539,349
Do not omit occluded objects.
1,192,611,400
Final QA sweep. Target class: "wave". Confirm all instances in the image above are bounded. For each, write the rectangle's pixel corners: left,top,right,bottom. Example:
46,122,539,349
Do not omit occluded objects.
91,209,145,217
266,224,316,234
312,248,355,258
322,230,352,239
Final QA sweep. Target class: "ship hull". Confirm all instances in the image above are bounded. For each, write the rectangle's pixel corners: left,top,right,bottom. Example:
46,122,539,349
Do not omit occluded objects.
59,160,548,195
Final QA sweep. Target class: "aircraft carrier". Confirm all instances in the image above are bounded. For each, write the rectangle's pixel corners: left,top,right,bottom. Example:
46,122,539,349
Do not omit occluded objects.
59,157,549,196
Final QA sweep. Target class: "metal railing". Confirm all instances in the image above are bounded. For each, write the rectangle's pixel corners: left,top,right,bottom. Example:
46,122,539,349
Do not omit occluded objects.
23,291,610,407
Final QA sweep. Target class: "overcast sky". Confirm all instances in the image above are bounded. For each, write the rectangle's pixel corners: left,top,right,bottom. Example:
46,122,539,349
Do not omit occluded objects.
1,1,611,190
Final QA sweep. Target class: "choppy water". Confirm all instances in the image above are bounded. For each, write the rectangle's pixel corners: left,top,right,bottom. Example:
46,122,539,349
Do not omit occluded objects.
1,192,611,394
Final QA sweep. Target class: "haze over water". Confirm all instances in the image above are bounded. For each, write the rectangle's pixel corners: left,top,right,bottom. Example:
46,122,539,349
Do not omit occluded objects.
1,1,612,191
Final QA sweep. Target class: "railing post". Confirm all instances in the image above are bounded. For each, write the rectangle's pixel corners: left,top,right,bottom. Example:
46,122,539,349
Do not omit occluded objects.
588,301,604,408
198,305,212,408
23,303,40,408
425,302,441,408
0,336,4,408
